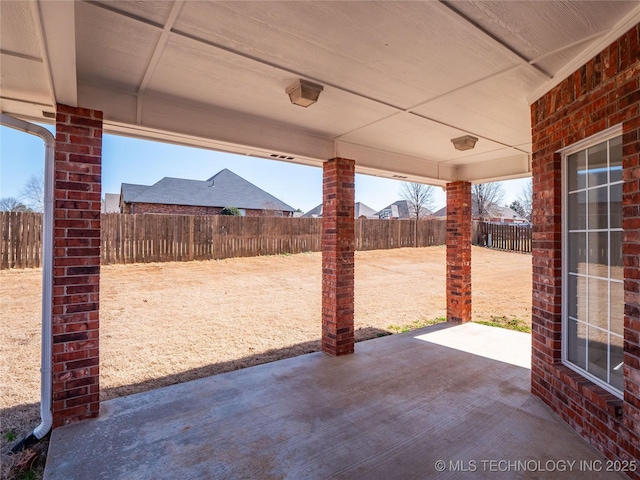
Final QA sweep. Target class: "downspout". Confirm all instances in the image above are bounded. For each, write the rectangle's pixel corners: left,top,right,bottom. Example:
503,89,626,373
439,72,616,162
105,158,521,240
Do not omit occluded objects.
1,114,55,451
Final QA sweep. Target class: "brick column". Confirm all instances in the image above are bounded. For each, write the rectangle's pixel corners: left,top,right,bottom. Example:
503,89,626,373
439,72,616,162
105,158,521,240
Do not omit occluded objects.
530,150,562,369
446,181,472,323
322,158,355,356
52,104,102,427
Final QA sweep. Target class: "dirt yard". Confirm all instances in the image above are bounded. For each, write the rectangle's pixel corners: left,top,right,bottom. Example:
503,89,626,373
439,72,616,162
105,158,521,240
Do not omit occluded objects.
0,246,530,474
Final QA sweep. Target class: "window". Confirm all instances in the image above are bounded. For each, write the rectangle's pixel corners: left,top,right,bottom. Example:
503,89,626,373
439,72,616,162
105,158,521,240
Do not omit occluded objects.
563,129,623,396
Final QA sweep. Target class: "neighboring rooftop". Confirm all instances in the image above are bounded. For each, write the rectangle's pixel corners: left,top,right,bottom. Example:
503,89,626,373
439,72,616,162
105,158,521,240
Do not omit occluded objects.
120,169,294,212
432,201,527,223
376,200,433,219
302,202,378,219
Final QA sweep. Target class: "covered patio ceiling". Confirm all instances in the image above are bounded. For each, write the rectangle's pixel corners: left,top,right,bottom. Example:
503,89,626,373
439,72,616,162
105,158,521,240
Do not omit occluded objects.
1,1,639,186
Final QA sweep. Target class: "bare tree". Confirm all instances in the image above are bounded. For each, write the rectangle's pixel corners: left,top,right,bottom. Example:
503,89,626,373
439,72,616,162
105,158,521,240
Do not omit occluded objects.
399,182,435,220
20,170,45,212
472,182,504,220
0,197,30,212
516,179,533,222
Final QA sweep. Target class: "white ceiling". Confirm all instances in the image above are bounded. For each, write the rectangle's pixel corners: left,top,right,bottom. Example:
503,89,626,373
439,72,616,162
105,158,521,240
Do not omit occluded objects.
1,1,639,185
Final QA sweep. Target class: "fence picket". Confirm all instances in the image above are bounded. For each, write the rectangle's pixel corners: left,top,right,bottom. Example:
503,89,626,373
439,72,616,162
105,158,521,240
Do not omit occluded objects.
1,212,454,269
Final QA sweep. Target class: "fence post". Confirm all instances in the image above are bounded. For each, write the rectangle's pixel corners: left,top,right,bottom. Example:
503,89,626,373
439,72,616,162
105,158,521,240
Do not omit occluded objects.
1,214,458,269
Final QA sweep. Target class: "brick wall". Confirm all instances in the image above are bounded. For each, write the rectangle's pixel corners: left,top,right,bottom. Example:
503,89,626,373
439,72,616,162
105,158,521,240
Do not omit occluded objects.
123,203,223,215
531,25,640,472
446,181,472,323
321,158,355,356
123,202,290,217
51,104,102,427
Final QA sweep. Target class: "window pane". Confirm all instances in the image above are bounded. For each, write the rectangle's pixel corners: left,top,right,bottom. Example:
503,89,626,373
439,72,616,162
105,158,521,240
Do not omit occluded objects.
610,183,622,229
609,136,623,183
564,134,623,395
587,141,608,188
568,150,587,191
568,232,586,273
610,335,624,391
587,327,608,382
610,281,624,335
587,231,608,277
567,319,586,369
568,274,578,319
588,187,608,230
588,277,609,329
610,231,623,278
568,191,586,230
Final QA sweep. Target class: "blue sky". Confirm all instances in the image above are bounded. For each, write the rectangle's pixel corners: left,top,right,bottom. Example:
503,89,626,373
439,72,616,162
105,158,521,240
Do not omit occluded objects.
0,125,530,213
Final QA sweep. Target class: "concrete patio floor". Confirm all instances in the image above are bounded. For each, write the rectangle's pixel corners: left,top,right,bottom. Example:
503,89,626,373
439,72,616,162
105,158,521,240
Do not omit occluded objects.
44,323,625,479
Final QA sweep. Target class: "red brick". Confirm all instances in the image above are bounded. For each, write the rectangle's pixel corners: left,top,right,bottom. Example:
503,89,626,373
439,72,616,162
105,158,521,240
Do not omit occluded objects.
445,181,472,323
321,158,355,356
52,104,102,428
530,26,640,478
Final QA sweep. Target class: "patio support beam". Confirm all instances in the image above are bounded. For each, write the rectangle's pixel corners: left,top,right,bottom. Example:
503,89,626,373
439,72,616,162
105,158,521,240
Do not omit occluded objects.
322,157,355,356
51,104,103,427
446,181,472,323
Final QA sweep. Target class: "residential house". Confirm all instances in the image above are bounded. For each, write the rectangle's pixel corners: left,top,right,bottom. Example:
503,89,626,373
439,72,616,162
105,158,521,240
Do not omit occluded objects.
432,201,528,224
120,169,294,216
376,200,433,219
302,202,378,219
101,193,121,213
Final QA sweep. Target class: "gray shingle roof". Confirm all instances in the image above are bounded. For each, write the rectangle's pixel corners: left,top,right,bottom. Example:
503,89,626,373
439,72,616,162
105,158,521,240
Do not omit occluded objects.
302,204,322,218
121,183,148,202
120,169,294,212
432,201,527,222
376,200,432,219
354,202,378,218
303,202,377,218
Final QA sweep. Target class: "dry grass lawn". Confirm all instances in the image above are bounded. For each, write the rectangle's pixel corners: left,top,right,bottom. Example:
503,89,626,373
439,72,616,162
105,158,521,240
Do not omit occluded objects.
0,246,530,476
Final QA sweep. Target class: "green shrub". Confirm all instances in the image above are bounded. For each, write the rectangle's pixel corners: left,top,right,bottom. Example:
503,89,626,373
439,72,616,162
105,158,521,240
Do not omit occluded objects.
221,206,241,216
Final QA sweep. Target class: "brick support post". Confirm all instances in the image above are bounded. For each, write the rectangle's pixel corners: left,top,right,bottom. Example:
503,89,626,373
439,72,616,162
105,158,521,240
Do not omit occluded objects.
322,158,355,356
446,181,472,323
52,104,102,427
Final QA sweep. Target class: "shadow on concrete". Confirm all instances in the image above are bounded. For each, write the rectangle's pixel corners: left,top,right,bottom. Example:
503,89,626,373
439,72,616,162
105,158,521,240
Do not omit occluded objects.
44,322,622,480
101,326,392,401
1,326,393,453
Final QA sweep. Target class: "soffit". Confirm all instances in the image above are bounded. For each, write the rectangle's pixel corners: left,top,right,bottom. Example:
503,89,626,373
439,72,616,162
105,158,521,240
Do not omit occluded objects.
1,0,638,185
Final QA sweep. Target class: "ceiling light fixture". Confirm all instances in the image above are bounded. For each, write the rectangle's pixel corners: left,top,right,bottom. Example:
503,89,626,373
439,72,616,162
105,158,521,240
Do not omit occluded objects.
451,135,478,151
286,79,323,107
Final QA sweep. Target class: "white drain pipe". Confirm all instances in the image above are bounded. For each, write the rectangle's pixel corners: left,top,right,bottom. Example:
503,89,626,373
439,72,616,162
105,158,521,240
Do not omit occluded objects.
1,114,55,449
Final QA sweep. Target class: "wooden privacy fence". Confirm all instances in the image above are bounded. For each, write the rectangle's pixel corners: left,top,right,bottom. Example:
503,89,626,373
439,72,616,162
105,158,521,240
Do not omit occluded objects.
474,221,532,253
1,213,447,269
0,212,43,269
355,217,446,250
101,214,324,264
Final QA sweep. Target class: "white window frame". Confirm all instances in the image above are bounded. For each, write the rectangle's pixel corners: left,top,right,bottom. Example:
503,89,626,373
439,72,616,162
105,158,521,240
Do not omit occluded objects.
560,124,623,398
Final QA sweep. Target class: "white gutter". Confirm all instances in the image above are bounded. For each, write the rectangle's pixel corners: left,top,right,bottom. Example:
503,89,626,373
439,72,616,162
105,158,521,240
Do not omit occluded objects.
1,114,55,446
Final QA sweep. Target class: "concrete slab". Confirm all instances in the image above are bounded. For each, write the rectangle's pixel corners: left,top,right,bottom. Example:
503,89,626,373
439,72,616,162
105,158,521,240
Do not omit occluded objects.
44,323,625,479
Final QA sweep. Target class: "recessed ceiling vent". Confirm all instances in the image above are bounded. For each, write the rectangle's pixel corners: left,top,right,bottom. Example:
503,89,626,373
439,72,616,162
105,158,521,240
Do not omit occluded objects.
392,175,408,179
42,111,55,118
270,153,295,160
